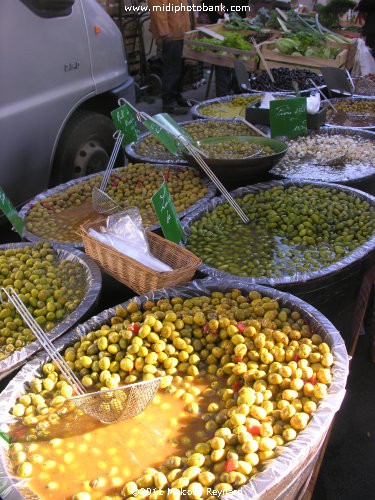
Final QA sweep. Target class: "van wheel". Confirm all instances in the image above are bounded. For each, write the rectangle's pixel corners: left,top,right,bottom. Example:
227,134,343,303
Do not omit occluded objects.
51,111,123,185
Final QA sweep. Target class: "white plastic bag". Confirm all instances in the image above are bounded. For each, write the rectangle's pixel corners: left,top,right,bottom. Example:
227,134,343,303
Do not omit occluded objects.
89,208,173,272
260,92,275,109
306,93,321,115
351,38,375,77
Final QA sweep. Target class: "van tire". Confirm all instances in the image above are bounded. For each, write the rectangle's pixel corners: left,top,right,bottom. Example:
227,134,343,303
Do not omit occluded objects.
51,110,123,185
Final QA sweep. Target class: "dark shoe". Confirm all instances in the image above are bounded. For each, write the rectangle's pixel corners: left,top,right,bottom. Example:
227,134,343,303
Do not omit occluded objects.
162,104,189,115
176,96,193,107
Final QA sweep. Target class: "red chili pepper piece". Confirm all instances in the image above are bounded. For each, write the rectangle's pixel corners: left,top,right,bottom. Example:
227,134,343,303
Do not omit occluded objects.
309,374,317,385
233,380,242,393
294,354,300,361
234,355,243,363
202,324,210,334
224,458,237,473
165,168,170,181
137,181,142,188
111,181,118,187
248,425,261,436
42,204,54,212
236,322,246,333
128,323,140,333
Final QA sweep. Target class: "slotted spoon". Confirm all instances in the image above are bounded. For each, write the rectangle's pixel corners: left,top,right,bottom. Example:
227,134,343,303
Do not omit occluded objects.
1,287,161,424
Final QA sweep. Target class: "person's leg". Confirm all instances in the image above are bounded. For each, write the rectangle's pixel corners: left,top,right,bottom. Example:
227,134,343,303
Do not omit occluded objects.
162,39,187,113
215,66,234,97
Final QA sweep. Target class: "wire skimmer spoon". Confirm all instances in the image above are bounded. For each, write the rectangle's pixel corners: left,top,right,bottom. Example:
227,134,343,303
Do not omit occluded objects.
1,287,161,424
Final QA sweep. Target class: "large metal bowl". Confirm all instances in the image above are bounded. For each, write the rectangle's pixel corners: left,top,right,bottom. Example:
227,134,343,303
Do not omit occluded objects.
125,118,270,165
184,135,288,189
19,165,217,248
323,96,375,130
191,92,266,121
0,277,349,500
0,242,102,380
270,127,375,195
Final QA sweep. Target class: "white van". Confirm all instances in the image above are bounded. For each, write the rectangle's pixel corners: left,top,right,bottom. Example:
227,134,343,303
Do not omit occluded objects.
0,0,135,208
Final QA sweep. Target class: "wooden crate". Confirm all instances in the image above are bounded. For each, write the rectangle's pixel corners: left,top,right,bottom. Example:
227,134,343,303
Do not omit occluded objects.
259,40,348,71
183,29,258,72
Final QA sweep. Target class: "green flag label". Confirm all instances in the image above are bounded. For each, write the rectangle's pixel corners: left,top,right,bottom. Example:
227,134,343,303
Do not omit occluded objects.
0,187,24,236
152,181,186,244
111,103,139,145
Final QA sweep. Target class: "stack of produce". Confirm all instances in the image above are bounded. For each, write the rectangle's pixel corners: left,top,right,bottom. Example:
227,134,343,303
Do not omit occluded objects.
5,287,341,499
190,32,253,52
274,32,341,59
250,7,351,45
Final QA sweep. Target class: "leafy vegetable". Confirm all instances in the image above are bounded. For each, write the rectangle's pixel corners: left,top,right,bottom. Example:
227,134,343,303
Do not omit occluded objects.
224,12,263,32
274,31,340,59
191,32,252,52
316,0,356,29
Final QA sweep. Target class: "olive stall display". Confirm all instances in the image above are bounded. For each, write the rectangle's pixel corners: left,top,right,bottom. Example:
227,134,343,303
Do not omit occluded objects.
0,242,102,379
0,280,349,500
20,164,215,246
270,129,375,195
324,97,375,129
125,120,268,165
191,94,264,121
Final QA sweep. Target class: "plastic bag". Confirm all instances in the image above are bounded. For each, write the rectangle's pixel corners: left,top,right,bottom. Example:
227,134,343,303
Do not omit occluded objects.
89,208,173,272
260,92,276,108
306,92,320,114
260,92,320,114
351,38,375,77
105,207,149,253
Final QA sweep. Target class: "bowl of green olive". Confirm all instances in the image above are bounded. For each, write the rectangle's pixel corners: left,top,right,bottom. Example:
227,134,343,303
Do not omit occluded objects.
183,135,288,189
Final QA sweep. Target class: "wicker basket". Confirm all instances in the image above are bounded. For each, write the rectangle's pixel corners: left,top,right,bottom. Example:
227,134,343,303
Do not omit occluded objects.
80,219,201,294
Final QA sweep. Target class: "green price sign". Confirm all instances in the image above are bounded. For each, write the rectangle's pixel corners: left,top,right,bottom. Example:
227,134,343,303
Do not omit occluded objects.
0,187,24,236
270,97,308,139
152,181,186,244
143,118,181,155
111,103,139,145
